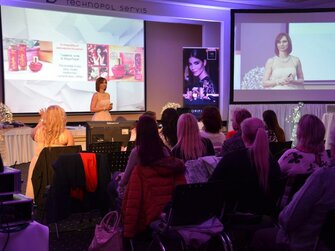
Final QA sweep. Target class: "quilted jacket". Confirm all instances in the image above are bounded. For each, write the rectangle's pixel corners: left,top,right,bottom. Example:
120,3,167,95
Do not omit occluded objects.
122,156,186,238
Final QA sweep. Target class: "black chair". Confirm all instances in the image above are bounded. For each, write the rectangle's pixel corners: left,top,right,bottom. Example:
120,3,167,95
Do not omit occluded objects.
269,141,293,160
277,173,311,212
126,141,136,151
150,182,233,251
108,151,131,173
315,209,335,250
32,145,82,210
88,141,123,153
45,152,111,237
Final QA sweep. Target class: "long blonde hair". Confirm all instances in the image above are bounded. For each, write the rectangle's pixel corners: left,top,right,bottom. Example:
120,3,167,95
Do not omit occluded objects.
241,118,269,192
174,113,205,160
42,105,66,146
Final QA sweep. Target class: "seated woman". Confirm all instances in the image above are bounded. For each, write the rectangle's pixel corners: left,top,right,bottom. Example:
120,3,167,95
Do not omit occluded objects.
199,106,226,156
26,105,74,199
262,110,285,143
172,113,215,161
209,117,282,216
279,114,330,177
251,124,335,251
159,108,179,150
117,115,171,197
122,116,185,238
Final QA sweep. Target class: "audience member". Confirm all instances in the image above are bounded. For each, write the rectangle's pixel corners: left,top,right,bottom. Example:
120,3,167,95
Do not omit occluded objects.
118,116,170,197
121,116,185,238
172,113,215,161
221,108,251,156
279,114,330,177
26,105,74,199
199,106,226,156
142,110,157,121
251,124,335,251
210,117,281,216
159,108,179,149
262,110,286,142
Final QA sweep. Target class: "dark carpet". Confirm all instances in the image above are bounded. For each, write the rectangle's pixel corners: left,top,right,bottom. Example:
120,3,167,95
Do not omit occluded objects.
14,163,153,251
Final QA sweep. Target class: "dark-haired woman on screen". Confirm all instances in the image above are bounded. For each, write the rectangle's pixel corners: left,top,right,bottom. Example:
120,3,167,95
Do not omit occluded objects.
184,49,216,100
90,77,112,121
262,32,304,89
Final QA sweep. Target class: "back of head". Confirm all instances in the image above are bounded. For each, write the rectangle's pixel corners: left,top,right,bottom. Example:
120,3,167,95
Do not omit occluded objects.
44,105,66,146
297,114,325,153
233,108,252,131
241,117,269,192
142,111,157,121
176,113,204,160
161,108,179,147
262,110,279,130
136,115,164,166
200,106,222,134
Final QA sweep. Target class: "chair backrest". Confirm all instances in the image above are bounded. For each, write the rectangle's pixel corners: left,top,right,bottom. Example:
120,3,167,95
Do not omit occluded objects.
167,182,224,227
318,209,335,250
88,142,123,153
32,145,82,208
126,141,136,151
278,173,311,211
108,151,131,173
269,141,293,160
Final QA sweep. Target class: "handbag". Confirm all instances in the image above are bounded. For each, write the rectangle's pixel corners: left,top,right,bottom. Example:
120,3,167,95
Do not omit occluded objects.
88,211,123,251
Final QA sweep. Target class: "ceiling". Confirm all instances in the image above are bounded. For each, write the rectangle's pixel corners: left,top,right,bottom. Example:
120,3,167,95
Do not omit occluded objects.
136,0,335,9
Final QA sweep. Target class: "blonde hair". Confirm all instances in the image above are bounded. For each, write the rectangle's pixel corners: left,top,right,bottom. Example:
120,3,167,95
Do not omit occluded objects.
175,113,205,160
241,118,269,192
42,105,66,146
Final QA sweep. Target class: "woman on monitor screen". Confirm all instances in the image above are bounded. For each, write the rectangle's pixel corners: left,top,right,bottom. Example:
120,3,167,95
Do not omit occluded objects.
90,77,113,121
183,49,216,101
262,32,304,89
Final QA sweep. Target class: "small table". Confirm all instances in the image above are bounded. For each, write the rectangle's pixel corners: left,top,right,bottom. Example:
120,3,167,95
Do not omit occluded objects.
0,127,35,166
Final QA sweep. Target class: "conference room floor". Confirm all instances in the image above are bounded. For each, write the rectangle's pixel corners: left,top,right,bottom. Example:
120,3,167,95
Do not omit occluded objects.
16,163,151,251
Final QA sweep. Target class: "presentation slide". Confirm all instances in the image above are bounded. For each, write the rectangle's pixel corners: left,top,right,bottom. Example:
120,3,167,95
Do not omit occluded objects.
232,10,335,103
1,6,145,113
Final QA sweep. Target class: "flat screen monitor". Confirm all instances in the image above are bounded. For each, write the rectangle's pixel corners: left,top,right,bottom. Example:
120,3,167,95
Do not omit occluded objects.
231,9,335,103
86,120,136,150
1,5,145,114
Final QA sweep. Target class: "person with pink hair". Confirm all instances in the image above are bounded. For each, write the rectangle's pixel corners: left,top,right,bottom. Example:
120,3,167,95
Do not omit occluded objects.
210,117,281,216
172,113,215,161
279,114,330,177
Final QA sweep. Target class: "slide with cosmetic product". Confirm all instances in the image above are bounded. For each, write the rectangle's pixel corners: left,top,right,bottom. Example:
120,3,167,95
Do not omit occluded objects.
1,5,145,113
232,9,335,103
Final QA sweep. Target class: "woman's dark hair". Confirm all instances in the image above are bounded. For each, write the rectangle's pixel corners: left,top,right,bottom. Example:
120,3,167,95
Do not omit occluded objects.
200,106,222,133
262,110,280,131
161,108,179,148
136,115,165,166
95,77,106,92
262,110,285,141
188,49,207,62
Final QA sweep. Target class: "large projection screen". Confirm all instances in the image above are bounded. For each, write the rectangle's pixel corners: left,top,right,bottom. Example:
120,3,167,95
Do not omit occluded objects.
1,5,145,114
231,9,335,103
